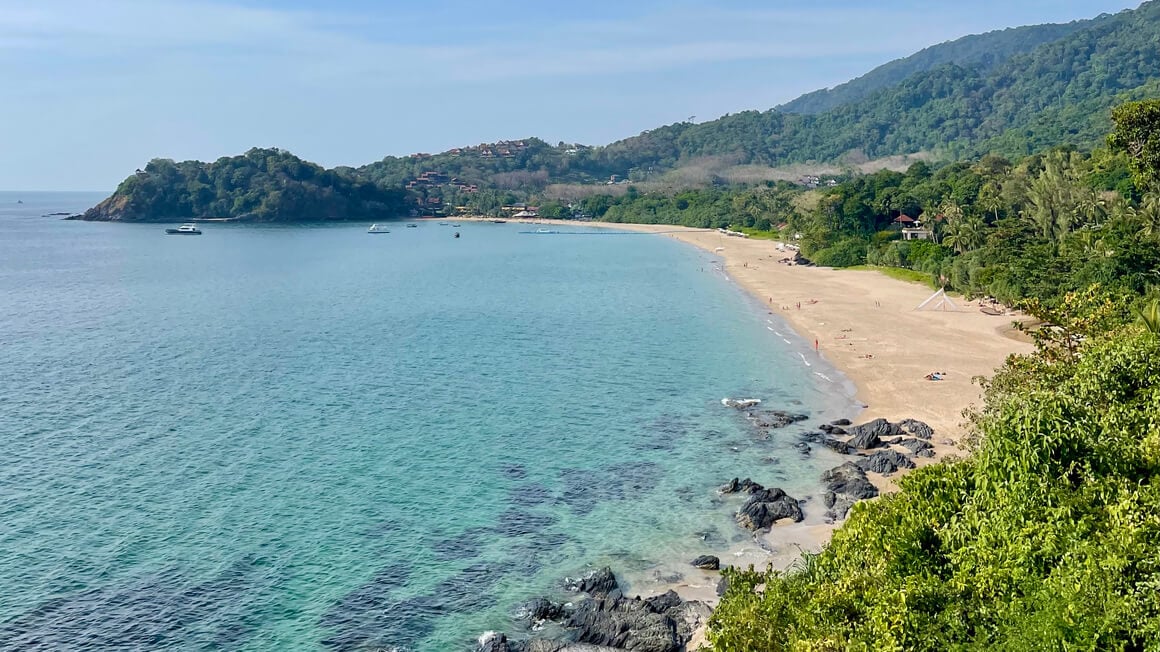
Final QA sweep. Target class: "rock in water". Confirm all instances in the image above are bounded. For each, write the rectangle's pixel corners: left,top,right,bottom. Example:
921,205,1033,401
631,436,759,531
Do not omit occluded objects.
477,631,512,652
736,487,804,530
855,450,917,475
899,418,935,440
690,555,720,570
517,597,568,625
750,410,809,429
719,477,763,494
565,567,620,596
832,418,852,426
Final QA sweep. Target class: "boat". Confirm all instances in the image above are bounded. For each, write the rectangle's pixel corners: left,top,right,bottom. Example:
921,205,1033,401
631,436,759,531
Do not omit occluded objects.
367,224,390,234
454,232,460,239
407,224,418,228
451,224,460,228
535,228,557,234
439,222,450,226
164,223,202,235
491,219,506,224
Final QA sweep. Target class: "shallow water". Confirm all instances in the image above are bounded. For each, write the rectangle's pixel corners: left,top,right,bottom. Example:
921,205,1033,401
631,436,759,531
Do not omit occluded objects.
0,192,855,651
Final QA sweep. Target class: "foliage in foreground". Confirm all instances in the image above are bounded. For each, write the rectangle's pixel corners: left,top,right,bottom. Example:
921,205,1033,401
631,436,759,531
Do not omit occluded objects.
708,296,1160,650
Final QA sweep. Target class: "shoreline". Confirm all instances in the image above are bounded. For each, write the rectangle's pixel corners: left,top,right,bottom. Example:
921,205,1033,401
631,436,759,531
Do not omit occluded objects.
444,216,1034,606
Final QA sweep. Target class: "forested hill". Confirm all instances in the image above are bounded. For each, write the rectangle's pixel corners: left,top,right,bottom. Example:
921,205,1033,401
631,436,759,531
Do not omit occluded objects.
78,149,407,222
776,17,1107,115
587,0,1160,174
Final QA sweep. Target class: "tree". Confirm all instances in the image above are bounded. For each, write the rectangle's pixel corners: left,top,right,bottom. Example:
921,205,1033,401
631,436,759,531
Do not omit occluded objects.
1109,99,1160,191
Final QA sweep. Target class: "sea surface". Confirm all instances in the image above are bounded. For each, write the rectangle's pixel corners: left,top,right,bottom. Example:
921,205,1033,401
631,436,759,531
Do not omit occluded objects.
0,192,856,651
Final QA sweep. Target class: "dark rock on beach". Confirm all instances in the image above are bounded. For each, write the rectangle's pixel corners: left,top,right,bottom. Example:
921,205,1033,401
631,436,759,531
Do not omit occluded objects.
899,437,934,455
821,437,855,455
832,418,852,426
821,462,878,521
899,418,934,440
690,555,720,570
856,450,917,475
736,487,804,530
847,418,904,449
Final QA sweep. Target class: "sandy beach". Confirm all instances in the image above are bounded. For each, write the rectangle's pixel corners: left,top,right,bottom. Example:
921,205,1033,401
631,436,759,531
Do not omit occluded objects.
444,217,1034,609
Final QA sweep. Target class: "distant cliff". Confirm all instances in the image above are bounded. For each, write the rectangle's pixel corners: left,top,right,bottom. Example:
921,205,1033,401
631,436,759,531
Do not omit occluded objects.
77,148,407,222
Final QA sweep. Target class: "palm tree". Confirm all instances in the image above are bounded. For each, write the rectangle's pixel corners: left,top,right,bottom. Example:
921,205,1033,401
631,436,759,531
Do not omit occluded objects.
1128,193,1160,237
1136,298,1160,335
943,215,987,254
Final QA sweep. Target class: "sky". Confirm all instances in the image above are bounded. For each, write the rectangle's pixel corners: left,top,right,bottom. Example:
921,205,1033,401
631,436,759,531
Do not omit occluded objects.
0,0,1142,190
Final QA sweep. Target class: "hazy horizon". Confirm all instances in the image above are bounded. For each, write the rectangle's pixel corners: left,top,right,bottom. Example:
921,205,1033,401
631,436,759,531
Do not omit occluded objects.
0,0,1141,191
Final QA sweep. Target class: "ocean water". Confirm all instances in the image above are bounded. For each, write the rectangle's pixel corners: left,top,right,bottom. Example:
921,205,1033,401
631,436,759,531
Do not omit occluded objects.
0,192,855,651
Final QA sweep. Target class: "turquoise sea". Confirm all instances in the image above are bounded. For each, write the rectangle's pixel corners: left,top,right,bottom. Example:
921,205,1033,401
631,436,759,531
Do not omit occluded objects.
0,192,855,651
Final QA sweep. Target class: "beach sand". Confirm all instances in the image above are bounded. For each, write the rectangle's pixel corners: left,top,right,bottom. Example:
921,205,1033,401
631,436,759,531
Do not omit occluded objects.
444,217,1034,610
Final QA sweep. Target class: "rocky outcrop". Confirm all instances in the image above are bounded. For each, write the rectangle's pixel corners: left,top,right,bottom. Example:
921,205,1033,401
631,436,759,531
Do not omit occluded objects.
690,555,720,571
736,487,804,529
565,595,680,652
495,571,709,652
856,450,916,475
821,462,878,521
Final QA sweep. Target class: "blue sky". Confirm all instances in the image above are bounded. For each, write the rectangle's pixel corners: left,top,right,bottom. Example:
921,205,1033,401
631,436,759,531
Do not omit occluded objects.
0,0,1141,190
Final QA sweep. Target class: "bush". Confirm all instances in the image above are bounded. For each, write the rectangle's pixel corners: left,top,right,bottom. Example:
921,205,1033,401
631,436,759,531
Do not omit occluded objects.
812,237,868,267
709,304,1160,651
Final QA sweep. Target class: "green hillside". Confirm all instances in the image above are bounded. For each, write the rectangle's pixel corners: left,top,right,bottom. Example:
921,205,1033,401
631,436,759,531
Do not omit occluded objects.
777,17,1108,115
78,148,407,222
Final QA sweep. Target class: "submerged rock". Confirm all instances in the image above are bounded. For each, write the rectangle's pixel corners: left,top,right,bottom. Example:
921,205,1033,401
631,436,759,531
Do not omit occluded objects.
749,410,809,429
690,555,720,570
736,487,804,530
719,477,763,494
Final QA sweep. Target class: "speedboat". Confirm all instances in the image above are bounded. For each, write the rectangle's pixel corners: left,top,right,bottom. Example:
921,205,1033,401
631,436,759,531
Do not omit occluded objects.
535,228,557,234
491,219,506,224
368,224,390,233
165,223,202,235
406,223,418,228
